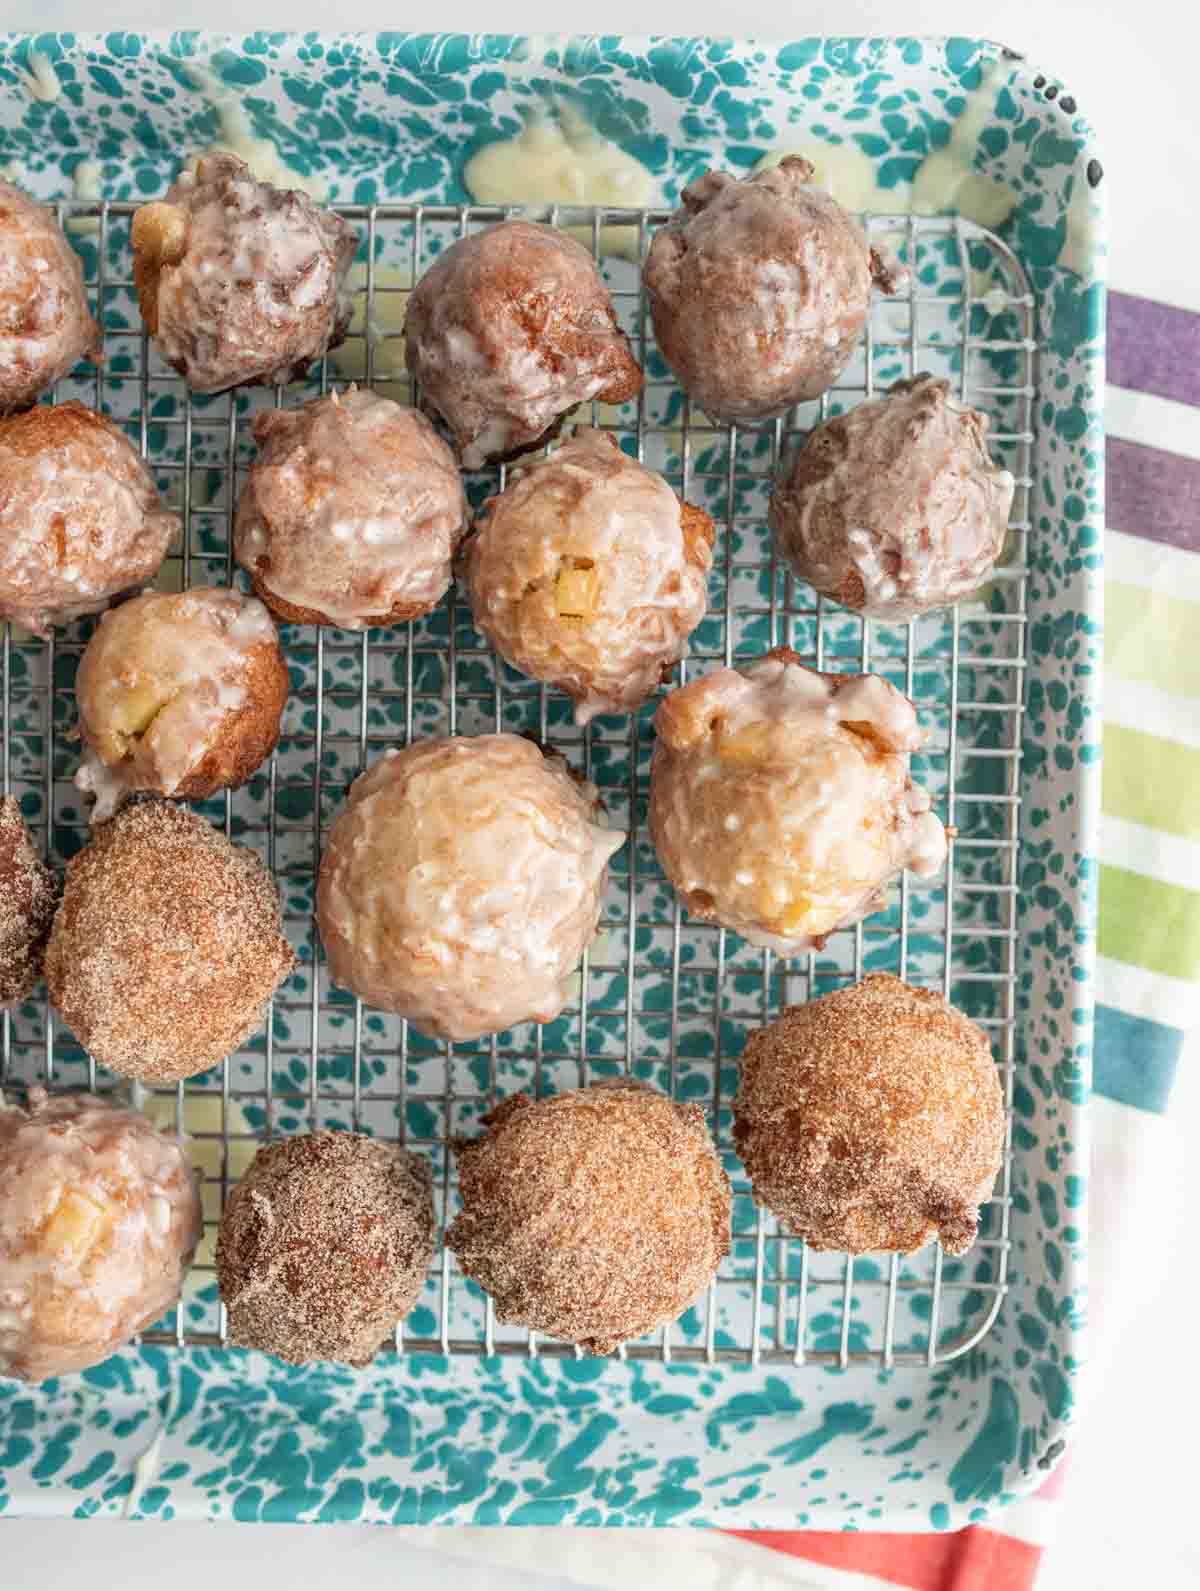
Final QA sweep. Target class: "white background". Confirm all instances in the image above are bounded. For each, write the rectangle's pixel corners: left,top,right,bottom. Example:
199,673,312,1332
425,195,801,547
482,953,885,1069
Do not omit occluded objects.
2,2,1198,1587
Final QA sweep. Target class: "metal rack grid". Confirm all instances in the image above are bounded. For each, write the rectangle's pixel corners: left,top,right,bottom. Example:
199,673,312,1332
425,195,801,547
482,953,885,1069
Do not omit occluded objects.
0,199,1036,1369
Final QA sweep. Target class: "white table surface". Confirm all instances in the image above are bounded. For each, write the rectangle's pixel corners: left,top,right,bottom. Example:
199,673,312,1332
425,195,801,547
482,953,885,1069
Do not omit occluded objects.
2,4,1198,1587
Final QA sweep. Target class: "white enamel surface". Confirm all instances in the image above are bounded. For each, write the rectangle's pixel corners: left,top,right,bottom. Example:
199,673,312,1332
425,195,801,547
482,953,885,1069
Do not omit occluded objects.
0,5,1180,1579
753,141,901,212
17,52,62,103
184,64,330,199
910,61,1019,226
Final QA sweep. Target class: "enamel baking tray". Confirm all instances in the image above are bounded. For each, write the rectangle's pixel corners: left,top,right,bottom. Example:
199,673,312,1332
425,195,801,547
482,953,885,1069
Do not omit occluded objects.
0,32,1102,1531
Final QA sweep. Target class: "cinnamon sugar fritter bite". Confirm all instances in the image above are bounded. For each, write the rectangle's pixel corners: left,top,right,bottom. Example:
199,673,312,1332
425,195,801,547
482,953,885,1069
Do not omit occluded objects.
234,386,467,629
0,1089,201,1382
74,587,288,822
0,797,56,1008
0,402,178,636
464,429,714,722
132,151,357,393
404,219,643,468
648,649,946,953
317,734,624,1042
44,800,293,1083
770,375,1015,620
733,975,1005,1255
216,1132,436,1367
446,1082,731,1354
0,180,100,413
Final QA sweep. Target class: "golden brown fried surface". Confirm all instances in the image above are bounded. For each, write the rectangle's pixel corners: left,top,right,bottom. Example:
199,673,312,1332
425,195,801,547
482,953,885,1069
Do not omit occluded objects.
770,375,1015,620
317,734,624,1042
649,648,947,952
0,180,100,414
0,1089,201,1382
643,158,899,423
465,429,713,722
45,800,293,1083
447,1081,731,1354
234,387,466,629
404,220,642,468
0,401,178,635
216,1132,436,1366
733,975,1005,1255
132,152,357,393
74,587,288,821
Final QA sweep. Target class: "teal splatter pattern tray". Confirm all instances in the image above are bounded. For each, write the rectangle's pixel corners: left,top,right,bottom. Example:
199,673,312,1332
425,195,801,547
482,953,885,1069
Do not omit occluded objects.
0,33,1101,1531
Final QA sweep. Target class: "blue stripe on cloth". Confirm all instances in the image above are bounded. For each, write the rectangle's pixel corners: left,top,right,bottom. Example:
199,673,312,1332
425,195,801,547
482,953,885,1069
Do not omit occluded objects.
1093,1003,1185,1114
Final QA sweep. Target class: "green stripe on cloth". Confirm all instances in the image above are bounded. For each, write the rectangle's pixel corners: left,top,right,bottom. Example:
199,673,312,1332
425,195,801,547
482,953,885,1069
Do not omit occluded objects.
1102,726,1200,839
1099,865,1200,981
1106,582,1200,697
1093,1003,1184,1113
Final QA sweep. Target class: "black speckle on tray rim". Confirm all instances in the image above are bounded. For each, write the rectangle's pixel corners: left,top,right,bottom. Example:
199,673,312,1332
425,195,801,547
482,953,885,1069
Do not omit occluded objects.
1059,95,1076,114
1038,1439,1067,1470
1044,84,1059,101
1033,74,1046,88
1086,158,1104,188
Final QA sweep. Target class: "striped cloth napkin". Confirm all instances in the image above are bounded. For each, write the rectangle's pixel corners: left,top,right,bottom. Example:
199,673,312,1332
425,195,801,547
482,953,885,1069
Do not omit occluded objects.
389,289,1197,1589
712,290,1200,1587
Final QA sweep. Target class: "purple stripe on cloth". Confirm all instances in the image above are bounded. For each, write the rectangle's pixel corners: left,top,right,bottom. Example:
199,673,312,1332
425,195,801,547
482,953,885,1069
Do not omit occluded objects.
1109,291,1200,406
1107,436,1200,551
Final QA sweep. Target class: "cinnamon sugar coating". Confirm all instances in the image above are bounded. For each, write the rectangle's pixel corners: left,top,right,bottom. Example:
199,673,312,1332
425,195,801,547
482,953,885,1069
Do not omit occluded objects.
733,975,1005,1255
446,1081,731,1354
44,800,293,1082
0,797,55,1009
216,1131,436,1367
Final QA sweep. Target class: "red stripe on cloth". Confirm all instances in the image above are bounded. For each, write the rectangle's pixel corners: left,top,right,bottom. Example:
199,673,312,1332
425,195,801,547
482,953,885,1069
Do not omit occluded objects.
1106,437,1200,552
1109,291,1200,406
728,1526,1042,1591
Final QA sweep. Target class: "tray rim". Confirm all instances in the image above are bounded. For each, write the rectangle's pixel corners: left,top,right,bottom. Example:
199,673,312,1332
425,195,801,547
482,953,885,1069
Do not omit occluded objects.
0,28,1103,1534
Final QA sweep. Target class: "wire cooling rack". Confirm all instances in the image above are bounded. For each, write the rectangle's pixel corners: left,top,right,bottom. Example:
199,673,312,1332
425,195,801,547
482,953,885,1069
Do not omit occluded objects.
0,199,1035,1369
